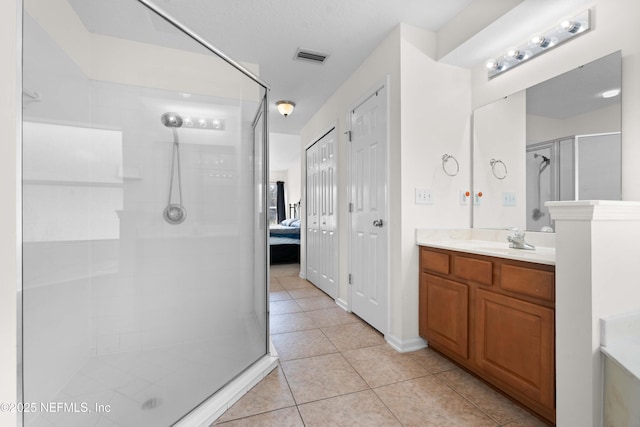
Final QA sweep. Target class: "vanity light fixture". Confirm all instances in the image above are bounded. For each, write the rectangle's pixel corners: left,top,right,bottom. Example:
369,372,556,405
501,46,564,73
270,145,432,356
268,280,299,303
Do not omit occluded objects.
486,9,591,79
180,116,225,131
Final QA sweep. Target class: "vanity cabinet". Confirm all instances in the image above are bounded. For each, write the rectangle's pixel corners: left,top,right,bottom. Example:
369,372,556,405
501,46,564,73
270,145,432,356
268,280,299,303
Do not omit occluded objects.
419,246,556,424
419,273,468,358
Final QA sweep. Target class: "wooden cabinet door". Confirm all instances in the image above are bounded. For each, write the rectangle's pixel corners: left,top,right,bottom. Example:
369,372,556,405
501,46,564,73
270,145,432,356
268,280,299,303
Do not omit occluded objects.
475,288,554,409
419,273,468,359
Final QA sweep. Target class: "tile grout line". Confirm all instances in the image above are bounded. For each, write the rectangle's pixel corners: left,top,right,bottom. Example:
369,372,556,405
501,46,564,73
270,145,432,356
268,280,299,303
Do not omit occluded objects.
268,266,538,426
337,344,408,426
434,370,540,426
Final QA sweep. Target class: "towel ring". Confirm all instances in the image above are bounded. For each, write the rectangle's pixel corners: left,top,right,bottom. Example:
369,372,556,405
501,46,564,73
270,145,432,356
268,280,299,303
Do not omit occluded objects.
490,158,507,180
442,154,459,177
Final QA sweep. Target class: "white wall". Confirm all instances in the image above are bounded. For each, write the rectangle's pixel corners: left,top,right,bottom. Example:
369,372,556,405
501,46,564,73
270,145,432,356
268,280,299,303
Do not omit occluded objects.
397,24,471,345
286,157,302,213
0,1,18,426
471,0,640,201
473,91,526,229
301,24,471,347
269,170,288,182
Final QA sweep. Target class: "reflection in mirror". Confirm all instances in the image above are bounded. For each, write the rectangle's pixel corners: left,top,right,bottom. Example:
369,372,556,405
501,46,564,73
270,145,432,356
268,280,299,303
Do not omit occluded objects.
473,51,621,231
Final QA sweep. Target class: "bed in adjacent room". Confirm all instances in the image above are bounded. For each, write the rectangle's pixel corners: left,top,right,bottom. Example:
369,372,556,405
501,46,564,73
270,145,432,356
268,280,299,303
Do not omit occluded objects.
269,218,300,264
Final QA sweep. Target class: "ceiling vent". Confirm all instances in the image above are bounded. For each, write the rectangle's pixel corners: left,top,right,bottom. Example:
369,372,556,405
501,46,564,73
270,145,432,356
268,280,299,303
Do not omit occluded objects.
294,48,329,65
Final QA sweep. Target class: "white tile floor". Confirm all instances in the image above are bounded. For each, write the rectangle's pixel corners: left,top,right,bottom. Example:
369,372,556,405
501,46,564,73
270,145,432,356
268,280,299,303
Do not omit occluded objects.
213,263,552,426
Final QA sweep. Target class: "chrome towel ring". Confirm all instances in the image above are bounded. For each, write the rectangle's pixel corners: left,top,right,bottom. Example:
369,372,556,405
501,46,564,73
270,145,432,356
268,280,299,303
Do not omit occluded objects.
442,154,459,177
490,158,507,180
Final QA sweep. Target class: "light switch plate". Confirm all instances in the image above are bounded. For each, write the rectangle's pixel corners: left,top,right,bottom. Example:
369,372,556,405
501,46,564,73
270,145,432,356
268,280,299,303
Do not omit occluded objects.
460,190,470,205
503,192,517,206
473,191,482,206
415,188,433,205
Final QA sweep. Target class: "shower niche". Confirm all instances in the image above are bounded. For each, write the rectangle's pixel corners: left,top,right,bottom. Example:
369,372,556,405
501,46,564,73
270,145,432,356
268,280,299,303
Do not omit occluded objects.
21,0,270,426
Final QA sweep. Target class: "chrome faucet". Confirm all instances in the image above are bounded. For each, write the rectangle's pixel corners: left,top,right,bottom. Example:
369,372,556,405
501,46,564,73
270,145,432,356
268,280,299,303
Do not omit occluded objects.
507,228,535,250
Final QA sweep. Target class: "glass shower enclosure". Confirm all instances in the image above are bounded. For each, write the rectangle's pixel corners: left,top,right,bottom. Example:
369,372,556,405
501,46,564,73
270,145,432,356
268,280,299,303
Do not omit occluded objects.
526,132,621,231
21,0,269,425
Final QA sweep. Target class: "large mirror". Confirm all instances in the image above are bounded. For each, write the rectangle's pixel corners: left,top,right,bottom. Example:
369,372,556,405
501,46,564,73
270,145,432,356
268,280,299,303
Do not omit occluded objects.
473,51,622,231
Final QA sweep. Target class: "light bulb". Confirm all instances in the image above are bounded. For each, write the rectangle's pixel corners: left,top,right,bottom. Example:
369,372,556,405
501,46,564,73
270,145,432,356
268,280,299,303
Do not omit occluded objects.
507,48,526,60
486,59,504,71
531,34,552,48
561,20,581,33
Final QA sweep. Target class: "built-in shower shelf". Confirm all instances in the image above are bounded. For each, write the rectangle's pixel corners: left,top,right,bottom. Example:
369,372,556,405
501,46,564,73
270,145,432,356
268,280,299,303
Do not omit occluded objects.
23,179,123,187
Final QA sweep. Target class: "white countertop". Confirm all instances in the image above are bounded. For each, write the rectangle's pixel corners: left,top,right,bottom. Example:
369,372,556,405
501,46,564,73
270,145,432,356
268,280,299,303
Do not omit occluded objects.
601,311,640,381
416,228,556,265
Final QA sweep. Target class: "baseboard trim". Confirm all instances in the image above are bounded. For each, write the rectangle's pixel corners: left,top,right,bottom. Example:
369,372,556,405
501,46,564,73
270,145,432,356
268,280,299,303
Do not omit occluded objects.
385,334,427,353
335,298,349,312
176,349,279,427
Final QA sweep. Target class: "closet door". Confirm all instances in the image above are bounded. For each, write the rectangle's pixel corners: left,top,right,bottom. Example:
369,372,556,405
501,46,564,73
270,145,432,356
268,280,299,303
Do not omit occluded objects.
306,142,320,284
318,130,337,298
306,128,337,298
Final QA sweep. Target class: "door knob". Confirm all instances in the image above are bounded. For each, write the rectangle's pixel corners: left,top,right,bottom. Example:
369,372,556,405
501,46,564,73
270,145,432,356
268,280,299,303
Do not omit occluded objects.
373,219,384,227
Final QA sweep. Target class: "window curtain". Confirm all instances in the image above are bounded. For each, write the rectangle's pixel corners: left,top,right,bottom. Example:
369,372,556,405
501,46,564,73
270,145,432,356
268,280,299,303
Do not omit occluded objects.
276,181,286,224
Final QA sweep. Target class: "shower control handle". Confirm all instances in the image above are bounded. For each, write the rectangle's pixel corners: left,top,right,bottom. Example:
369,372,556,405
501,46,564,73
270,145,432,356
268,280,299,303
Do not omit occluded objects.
373,219,384,228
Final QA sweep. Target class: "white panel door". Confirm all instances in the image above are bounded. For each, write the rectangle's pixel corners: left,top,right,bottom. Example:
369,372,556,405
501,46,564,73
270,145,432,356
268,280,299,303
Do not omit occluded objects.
305,128,338,298
318,129,338,298
349,86,388,334
306,143,320,284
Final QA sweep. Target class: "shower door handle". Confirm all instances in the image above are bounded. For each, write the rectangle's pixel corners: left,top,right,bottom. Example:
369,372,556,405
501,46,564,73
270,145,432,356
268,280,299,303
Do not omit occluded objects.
373,219,384,228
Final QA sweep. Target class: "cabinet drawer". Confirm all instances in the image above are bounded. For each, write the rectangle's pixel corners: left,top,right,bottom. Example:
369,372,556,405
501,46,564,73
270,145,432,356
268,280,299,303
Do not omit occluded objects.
421,249,450,275
454,256,493,286
501,264,555,302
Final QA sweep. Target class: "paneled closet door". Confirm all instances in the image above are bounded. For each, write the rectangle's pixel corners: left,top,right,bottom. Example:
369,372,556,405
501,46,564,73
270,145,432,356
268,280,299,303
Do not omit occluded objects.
306,143,320,285
306,128,338,298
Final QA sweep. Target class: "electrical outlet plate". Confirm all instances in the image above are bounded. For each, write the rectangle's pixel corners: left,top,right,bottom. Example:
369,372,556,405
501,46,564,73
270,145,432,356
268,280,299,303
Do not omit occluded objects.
415,188,433,205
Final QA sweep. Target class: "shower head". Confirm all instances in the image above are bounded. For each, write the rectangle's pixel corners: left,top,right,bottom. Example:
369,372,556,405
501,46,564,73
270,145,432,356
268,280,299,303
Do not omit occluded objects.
534,153,550,163
161,112,183,128
532,208,545,220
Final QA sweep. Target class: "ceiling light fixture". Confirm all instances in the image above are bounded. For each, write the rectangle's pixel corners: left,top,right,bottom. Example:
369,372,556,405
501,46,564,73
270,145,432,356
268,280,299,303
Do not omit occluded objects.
486,10,591,79
276,100,295,117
